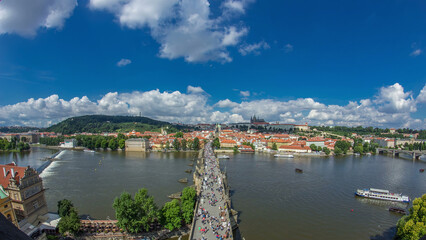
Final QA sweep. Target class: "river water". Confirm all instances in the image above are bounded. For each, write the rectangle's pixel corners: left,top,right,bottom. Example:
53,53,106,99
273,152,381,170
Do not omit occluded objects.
1,148,425,239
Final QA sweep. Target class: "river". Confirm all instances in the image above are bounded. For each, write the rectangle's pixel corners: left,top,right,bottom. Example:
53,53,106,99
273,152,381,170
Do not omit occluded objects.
1,147,425,239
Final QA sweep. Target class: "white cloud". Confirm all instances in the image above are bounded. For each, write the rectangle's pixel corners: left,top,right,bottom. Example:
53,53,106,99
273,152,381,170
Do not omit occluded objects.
374,83,416,113
222,0,254,14
410,49,422,57
284,43,293,53
90,0,251,63
216,99,239,108
187,86,205,94
117,58,132,67
0,0,77,37
416,84,426,104
240,91,250,98
238,41,270,56
222,26,248,46
0,83,424,129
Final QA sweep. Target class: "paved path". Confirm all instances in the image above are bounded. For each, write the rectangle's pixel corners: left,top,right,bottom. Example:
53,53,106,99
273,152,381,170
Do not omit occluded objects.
191,143,232,240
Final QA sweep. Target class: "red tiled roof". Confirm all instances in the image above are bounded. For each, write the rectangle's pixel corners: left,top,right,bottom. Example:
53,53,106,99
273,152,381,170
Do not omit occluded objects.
0,163,27,189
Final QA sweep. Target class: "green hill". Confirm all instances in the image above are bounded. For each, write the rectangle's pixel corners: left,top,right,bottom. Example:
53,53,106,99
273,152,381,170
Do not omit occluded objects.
45,115,182,134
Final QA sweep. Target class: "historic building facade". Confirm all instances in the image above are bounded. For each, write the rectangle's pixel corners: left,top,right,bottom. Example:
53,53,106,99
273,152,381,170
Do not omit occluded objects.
0,163,48,225
0,186,18,227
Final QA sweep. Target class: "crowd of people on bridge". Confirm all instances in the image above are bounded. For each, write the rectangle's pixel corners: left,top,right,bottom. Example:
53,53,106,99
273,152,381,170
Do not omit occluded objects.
194,143,232,240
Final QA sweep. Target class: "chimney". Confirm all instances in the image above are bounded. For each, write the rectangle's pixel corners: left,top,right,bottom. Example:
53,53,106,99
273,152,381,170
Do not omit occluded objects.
2,167,5,177
11,168,15,178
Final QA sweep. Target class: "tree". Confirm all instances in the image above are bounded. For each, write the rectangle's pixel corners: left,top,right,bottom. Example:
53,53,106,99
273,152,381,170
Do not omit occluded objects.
113,192,140,233
161,199,182,231
181,187,196,224
174,132,184,138
134,188,159,232
310,144,317,152
109,139,118,150
323,147,331,155
192,137,200,150
119,139,126,150
272,142,278,151
173,138,181,151
353,144,363,154
58,199,74,218
212,138,220,149
335,141,351,154
396,194,426,240
165,141,170,150
181,139,187,151
58,207,80,236
334,147,343,155
101,139,108,150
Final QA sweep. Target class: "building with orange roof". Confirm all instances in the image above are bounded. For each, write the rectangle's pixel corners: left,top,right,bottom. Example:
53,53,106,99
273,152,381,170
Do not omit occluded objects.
0,163,48,225
220,139,237,148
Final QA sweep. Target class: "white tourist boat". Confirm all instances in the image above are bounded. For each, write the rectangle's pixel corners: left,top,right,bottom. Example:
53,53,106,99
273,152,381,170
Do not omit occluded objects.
84,149,95,153
274,154,294,158
217,155,230,159
355,188,410,203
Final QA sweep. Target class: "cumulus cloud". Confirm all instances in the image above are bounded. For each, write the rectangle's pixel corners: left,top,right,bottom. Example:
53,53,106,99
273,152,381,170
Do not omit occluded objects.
0,0,77,37
416,84,426,104
238,41,270,56
187,86,205,94
0,83,425,129
117,58,132,67
216,99,239,108
222,0,254,14
90,0,251,63
374,83,416,113
410,49,422,57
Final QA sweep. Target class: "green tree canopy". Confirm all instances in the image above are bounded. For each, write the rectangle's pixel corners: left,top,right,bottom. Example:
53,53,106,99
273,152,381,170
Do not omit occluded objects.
174,132,184,138
58,199,74,218
161,199,182,231
173,138,181,151
396,194,426,240
113,192,141,233
213,138,221,149
58,207,80,236
192,137,200,150
119,139,126,150
323,147,331,155
310,144,317,151
181,187,197,224
272,142,278,151
134,188,160,232
335,141,351,154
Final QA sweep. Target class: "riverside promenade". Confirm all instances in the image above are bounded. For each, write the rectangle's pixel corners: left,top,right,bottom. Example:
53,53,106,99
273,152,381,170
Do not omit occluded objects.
190,142,233,240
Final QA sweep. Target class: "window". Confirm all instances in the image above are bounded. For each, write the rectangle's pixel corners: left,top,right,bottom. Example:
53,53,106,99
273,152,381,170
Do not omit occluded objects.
4,204,7,208
7,214,11,221
32,200,39,210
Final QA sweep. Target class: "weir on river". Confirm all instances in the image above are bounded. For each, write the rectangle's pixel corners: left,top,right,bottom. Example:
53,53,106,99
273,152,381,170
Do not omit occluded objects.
189,142,235,240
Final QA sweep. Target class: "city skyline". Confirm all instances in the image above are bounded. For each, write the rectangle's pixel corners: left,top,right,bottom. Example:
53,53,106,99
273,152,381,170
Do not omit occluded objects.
0,0,426,128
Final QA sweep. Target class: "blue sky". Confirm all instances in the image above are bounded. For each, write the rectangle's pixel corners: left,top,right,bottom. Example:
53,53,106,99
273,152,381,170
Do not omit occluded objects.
0,0,425,128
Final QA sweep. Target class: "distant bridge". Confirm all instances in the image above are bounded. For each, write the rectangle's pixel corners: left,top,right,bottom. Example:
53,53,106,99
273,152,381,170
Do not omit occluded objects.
376,148,425,160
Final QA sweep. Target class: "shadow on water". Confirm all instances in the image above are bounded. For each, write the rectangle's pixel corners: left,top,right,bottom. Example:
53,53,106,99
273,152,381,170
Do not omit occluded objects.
370,226,396,240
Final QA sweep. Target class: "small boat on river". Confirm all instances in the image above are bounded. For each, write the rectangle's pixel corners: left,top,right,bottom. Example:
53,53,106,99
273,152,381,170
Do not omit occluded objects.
218,155,230,159
389,207,406,215
355,188,410,203
295,168,303,173
84,149,95,153
185,169,192,173
420,169,425,173
274,154,294,158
